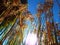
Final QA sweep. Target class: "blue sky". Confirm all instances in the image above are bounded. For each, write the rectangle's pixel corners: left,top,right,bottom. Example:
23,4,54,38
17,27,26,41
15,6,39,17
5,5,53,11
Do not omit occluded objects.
28,0,60,23
28,0,44,14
